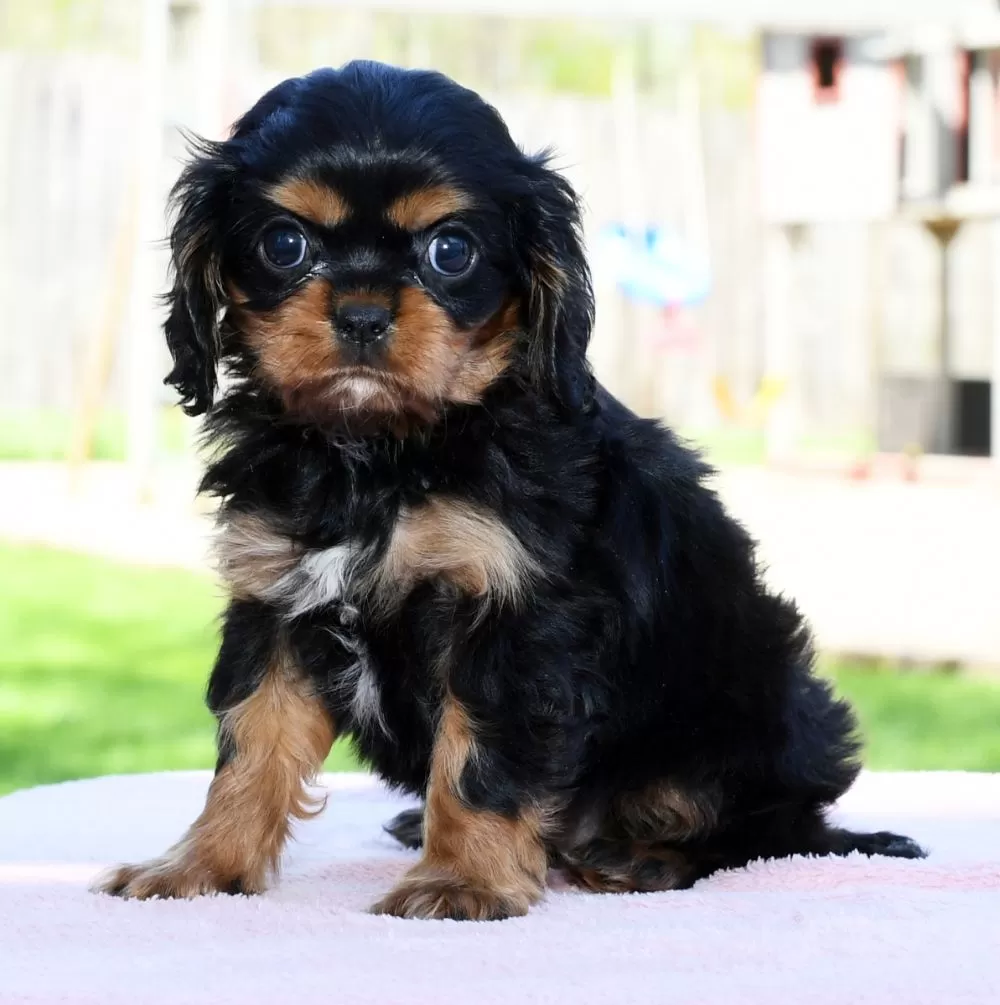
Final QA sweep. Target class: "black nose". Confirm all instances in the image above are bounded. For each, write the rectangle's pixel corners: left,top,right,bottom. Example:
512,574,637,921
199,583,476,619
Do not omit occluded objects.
335,303,392,346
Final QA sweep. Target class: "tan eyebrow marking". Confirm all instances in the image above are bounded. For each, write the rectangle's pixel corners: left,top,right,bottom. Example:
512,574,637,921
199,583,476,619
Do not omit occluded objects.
386,185,474,231
268,177,350,228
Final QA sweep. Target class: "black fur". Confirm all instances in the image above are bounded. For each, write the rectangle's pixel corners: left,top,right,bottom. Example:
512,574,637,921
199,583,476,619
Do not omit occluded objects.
167,61,923,909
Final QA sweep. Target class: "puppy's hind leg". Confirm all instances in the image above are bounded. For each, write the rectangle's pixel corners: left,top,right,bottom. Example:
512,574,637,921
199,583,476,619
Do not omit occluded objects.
555,782,724,893
560,810,925,895
558,838,704,894
772,672,926,862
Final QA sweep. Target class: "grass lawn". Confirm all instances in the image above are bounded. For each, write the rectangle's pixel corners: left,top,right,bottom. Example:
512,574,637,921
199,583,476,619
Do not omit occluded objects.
0,408,191,462
0,544,359,796
1,542,998,796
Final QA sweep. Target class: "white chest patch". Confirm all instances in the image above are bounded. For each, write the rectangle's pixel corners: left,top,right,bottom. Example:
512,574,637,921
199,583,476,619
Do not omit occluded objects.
327,618,390,737
214,515,389,735
215,512,363,616
272,542,360,617
217,498,536,621
345,653,390,736
270,543,390,735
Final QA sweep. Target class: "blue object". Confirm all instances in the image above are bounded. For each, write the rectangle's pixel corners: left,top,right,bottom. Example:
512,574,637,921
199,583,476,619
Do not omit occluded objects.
594,224,711,308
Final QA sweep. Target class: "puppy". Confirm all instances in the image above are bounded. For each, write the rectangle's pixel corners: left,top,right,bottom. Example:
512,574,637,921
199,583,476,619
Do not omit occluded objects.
96,61,923,920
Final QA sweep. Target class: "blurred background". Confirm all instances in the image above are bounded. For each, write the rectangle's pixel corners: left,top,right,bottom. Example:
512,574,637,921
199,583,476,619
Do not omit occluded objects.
2,0,999,796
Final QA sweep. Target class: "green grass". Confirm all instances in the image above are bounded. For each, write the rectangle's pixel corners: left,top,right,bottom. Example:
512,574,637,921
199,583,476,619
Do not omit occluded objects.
830,664,1000,772
0,544,358,796
0,408,191,462
680,426,877,467
1,543,998,796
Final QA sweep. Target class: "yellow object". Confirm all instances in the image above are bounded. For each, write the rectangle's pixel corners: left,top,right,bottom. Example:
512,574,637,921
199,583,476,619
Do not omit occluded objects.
712,375,787,425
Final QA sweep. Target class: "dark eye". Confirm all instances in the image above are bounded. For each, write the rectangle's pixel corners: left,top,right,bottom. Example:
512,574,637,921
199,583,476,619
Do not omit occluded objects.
427,232,473,276
260,226,308,269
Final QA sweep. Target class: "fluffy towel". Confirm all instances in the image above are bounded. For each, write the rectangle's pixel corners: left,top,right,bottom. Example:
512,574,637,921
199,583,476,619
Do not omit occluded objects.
1,771,999,1004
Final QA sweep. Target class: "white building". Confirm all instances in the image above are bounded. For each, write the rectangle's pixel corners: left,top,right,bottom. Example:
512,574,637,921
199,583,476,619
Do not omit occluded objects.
753,2,1000,459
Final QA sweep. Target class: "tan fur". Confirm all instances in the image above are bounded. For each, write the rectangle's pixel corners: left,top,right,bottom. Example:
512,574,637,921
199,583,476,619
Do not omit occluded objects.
232,277,514,424
616,782,720,842
526,253,569,382
370,496,539,611
213,493,533,622
94,644,334,900
236,278,342,412
235,279,406,421
269,177,349,228
388,287,515,408
215,512,301,601
562,844,695,894
556,782,718,894
386,185,474,231
385,287,464,400
449,298,519,405
371,699,547,920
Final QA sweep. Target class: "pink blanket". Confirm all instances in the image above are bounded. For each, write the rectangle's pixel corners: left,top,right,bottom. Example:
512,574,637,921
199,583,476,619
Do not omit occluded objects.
1,771,998,1004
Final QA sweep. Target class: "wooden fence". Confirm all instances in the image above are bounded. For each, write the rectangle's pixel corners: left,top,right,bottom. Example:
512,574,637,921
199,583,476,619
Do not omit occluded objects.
0,54,144,413
7,51,960,452
0,53,767,430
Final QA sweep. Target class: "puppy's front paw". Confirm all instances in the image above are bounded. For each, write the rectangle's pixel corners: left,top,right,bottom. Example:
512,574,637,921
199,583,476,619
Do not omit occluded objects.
93,853,259,900
370,867,533,921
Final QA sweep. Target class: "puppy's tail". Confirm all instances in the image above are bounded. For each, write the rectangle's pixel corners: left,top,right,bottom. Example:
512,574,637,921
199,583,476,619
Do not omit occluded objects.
814,826,926,860
682,808,927,882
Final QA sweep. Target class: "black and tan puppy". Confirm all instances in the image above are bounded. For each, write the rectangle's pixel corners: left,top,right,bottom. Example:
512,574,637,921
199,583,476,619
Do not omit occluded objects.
96,61,923,920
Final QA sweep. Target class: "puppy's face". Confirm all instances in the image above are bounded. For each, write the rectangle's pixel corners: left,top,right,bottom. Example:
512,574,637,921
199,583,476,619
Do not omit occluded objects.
224,164,517,424
165,62,594,428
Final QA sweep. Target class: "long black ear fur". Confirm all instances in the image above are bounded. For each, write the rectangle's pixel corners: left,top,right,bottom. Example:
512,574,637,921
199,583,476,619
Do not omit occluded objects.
518,156,596,414
163,138,232,416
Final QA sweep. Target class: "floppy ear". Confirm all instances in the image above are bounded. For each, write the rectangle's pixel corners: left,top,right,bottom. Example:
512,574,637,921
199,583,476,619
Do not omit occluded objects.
519,158,596,413
163,141,232,416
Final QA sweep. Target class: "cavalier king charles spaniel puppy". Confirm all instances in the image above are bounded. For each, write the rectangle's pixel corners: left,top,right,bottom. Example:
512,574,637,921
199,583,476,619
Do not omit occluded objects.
96,61,923,920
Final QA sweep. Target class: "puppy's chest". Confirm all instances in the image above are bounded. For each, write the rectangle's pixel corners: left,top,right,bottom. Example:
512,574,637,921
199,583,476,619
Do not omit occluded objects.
216,497,536,737
216,495,536,617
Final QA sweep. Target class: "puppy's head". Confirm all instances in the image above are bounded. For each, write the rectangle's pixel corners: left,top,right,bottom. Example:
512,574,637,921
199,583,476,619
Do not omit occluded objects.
165,61,594,428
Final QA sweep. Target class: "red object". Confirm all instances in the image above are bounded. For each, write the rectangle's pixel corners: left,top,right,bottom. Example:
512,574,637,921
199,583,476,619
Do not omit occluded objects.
651,304,701,351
